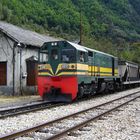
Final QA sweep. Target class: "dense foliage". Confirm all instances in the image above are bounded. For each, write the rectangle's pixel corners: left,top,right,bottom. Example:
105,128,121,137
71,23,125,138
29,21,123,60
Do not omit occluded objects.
0,0,140,62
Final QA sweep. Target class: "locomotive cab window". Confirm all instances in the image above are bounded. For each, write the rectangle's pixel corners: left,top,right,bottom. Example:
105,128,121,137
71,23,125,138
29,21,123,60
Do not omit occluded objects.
88,51,93,57
88,51,93,64
51,49,58,60
79,51,86,62
39,49,48,63
61,49,75,62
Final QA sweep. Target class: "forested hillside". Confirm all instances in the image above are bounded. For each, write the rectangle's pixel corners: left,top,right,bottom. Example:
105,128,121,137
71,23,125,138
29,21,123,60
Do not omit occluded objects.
0,0,140,62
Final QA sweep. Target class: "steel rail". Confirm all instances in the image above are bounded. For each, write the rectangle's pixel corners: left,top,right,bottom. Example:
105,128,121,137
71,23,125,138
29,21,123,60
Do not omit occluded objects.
0,101,49,114
0,92,99,119
0,91,139,140
47,94,140,140
0,88,137,119
0,102,64,119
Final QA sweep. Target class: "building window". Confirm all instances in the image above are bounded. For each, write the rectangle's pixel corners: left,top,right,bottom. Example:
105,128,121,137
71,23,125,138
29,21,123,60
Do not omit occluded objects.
0,62,7,85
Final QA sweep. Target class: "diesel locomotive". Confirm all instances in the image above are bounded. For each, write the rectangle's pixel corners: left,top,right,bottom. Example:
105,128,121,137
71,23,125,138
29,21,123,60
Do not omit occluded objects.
38,40,140,102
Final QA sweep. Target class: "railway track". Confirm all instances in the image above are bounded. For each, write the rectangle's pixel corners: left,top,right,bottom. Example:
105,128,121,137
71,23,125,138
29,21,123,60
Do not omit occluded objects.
0,94,102,119
0,89,110,119
0,101,64,119
0,90,139,140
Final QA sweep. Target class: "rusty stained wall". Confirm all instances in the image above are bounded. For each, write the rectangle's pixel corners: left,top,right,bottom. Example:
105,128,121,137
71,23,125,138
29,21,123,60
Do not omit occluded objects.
0,32,39,96
18,47,39,95
0,32,14,95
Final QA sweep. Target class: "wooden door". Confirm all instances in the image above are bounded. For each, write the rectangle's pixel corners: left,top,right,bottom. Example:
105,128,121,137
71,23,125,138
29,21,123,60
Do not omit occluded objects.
0,62,7,85
27,61,38,86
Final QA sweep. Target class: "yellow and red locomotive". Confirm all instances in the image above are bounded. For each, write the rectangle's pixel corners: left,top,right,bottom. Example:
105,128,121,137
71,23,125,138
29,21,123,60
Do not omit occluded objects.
37,41,140,102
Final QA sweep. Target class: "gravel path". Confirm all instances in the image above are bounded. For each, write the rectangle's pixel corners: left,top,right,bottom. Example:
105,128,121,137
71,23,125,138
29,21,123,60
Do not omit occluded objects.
0,87,139,139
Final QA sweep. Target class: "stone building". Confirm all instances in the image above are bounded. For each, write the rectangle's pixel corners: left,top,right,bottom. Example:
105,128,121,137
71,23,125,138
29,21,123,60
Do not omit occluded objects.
0,21,58,96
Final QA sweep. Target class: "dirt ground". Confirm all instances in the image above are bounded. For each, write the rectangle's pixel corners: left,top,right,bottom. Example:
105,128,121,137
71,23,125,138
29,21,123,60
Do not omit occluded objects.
0,95,41,109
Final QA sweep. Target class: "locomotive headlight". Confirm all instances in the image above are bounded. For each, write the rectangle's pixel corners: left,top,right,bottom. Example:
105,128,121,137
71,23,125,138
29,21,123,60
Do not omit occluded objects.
38,65,43,70
38,65,47,70
51,42,57,46
71,64,76,69
61,64,69,69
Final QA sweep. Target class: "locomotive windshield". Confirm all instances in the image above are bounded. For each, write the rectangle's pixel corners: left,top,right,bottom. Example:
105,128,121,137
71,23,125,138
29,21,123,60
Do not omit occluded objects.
39,49,48,63
61,49,75,63
51,49,58,60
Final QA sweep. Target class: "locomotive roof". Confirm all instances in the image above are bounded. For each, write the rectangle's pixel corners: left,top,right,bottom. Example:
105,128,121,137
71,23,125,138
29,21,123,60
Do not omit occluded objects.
67,41,117,58
68,41,88,52
43,40,117,58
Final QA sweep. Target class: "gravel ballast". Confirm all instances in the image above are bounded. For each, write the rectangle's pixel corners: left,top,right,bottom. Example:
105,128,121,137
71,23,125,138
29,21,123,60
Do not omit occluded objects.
66,98,140,140
0,87,140,139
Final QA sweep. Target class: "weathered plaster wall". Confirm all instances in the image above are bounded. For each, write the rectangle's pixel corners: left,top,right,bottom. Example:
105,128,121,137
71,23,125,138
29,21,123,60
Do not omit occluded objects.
0,32,39,96
0,32,14,95
18,47,39,95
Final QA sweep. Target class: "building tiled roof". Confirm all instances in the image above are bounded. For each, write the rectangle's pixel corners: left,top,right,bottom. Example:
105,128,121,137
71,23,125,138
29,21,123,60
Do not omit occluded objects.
0,21,59,47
